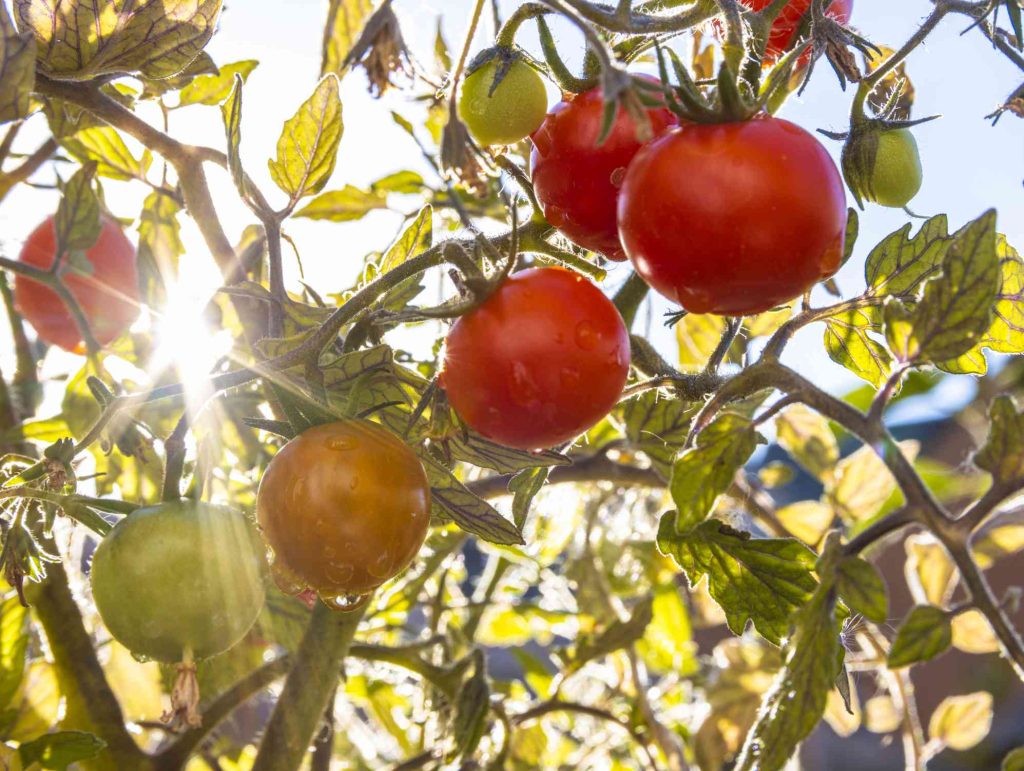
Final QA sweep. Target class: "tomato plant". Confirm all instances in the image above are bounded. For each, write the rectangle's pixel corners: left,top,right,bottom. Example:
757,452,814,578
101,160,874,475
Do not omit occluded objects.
0,1,1021,770
14,215,139,353
529,82,676,261
90,501,265,663
458,55,548,147
441,266,629,449
618,116,847,315
256,420,431,604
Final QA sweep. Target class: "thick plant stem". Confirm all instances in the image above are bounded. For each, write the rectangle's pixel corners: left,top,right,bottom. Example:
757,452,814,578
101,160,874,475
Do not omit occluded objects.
27,561,151,771
252,603,366,771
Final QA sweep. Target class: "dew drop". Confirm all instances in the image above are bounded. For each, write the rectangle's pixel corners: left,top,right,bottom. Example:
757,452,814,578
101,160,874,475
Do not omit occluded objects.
326,435,358,451
559,366,581,389
270,560,306,596
509,361,541,406
366,551,392,579
348,476,359,491
319,591,370,613
574,320,599,351
325,562,355,584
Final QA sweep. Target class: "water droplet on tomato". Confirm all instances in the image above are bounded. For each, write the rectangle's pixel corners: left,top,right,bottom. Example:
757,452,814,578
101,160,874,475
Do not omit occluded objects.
559,366,581,388
270,560,306,596
509,361,541,406
574,320,599,350
348,476,359,491
366,551,392,579
319,591,370,613
326,435,358,451
325,562,355,584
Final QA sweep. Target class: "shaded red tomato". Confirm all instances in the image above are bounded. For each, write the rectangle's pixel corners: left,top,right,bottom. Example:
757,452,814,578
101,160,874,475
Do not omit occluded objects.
617,116,846,316
14,216,139,352
741,0,854,63
256,420,431,604
530,82,677,261
441,267,630,450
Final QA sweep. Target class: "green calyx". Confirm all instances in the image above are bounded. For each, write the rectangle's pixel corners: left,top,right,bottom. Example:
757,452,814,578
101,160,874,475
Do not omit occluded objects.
841,123,923,209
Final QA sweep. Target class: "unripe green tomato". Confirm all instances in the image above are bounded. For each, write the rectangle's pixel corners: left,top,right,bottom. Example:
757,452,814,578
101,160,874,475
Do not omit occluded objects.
843,128,922,208
91,501,265,662
457,58,548,147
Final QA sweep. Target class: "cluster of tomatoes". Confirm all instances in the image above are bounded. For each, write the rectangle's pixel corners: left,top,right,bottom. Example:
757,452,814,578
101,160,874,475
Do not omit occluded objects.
9,0,924,681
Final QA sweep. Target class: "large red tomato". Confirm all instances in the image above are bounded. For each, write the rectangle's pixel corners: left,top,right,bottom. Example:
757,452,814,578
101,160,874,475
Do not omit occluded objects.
617,116,846,316
741,0,854,62
530,82,677,261
441,267,630,450
14,216,139,352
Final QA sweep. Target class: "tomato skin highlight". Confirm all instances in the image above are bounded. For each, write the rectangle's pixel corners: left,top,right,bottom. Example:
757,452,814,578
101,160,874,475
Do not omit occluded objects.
530,84,677,261
740,0,854,63
90,502,266,663
441,266,630,450
458,58,549,147
617,117,846,316
14,216,140,353
256,420,431,599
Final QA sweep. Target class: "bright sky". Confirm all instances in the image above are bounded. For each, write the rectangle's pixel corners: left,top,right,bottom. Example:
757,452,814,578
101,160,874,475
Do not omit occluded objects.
0,0,1021,422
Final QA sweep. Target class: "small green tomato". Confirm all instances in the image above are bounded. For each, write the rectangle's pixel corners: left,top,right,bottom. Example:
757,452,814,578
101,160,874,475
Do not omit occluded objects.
457,56,548,147
842,127,923,209
90,501,265,663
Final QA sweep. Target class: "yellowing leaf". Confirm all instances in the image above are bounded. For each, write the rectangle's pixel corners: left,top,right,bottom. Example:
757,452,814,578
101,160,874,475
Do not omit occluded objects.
775,404,839,481
103,642,165,722
824,683,861,738
0,3,34,125
828,441,918,524
16,0,222,80
824,308,892,388
776,500,833,546
973,518,1024,569
4,661,60,741
676,313,727,372
928,691,993,751
904,533,957,606
294,185,387,221
61,126,150,181
268,75,343,201
179,60,258,106
864,694,901,733
951,609,1001,655
321,0,375,76
974,395,1024,486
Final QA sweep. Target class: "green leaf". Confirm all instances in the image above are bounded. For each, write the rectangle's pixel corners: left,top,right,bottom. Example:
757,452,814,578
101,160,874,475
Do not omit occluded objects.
16,0,222,80
929,691,993,751
294,185,387,221
19,731,105,770
0,3,35,125
569,596,653,672
445,433,568,476
268,75,343,201
657,517,818,645
621,391,696,480
775,404,839,482
0,596,28,708
372,169,424,194
888,604,952,668
54,162,101,256
179,59,258,106
865,214,950,297
419,454,524,545
450,659,489,760
321,0,375,76
886,211,1000,363
669,414,760,534
973,395,1024,486
61,126,150,181
220,75,248,200
841,207,859,267
736,582,842,771
380,206,432,272
509,466,550,530
835,557,888,623
136,191,183,307
823,308,892,388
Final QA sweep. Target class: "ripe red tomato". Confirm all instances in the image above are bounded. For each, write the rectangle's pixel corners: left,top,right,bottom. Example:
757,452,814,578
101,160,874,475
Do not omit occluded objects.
441,267,630,450
256,420,431,605
741,0,854,63
617,116,846,316
14,216,139,353
530,82,677,261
